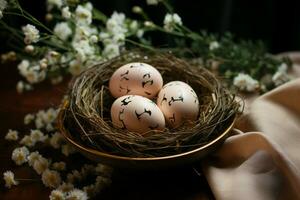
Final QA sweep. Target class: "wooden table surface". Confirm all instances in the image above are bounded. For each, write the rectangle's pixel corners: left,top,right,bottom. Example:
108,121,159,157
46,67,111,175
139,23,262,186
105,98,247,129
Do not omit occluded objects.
0,63,214,200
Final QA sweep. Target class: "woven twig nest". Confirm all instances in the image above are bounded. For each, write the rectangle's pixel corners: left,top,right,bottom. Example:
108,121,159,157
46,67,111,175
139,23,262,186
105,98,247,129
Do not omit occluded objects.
62,51,239,158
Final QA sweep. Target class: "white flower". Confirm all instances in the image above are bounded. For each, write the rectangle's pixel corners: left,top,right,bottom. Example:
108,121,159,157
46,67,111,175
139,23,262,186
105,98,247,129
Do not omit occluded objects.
25,45,35,53
75,5,92,25
68,59,81,76
84,2,93,11
18,60,30,74
47,0,62,10
11,146,29,165
27,151,42,166
62,6,71,19
52,162,66,171
30,129,48,143
33,156,49,174
20,135,35,147
61,144,76,156
58,182,74,193
22,24,40,44
272,63,290,86
5,129,19,141
146,0,160,5
3,171,18,188
18,61,46,84
233,73,259,92
132,6,142,14
49,189,65,200
209,41,220,50
50,132,65,149
0,0,7,19
72,39,95,62
42,169,62,188
137,29,144,38
163,13,182,32
24,113,35,125
54,22,72,41
66,189,88,200
35,108,58,129
103,43,120,59
90,35,98,43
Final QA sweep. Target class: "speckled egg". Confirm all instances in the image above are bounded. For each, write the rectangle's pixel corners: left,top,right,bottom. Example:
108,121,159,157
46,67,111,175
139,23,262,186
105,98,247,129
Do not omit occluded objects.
157,81,199,128
111,95,165,134
109,62,163,98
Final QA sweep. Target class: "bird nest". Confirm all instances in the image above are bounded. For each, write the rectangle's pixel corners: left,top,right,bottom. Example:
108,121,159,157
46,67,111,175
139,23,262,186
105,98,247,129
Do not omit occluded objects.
61,51,240,158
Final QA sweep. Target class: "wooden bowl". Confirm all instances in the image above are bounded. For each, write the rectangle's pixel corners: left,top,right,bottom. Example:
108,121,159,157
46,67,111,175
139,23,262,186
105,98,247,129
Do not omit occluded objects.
58,102,235,170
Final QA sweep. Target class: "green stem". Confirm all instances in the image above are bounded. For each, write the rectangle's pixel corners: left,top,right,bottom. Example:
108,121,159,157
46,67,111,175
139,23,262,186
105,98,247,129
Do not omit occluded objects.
125,39,155,51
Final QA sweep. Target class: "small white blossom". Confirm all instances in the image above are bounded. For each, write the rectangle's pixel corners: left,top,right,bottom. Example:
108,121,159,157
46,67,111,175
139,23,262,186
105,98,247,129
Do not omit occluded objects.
62,144,76,156
209,41,220,50
5,129,19,141
62,6,71,19
72,39,95,62
233,73,259,92
66,189,88,200
137,29,144,38
27,151,42,166
11,146,29,165
0,0,7,19
58,182,74,193
54,22,72,41
272,63,290,86
3,171,18,188
49,189,65,200
20,135,35,147
22,24,40,44
52,162,66,171
163,13,182,32
24,113,35,125
33,156,49,174
146,0,161,5
75,5,92,25
47,0,62,10
30,129,48,143
90,35,98,43
50,132,65,149
132,6,142,14
103,43,120,59
25,45,35,53
42,169,62,188
84,2,93,11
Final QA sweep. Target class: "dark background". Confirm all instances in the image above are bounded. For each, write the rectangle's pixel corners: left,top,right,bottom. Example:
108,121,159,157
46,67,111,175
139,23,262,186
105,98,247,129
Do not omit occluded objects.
1,0,300,54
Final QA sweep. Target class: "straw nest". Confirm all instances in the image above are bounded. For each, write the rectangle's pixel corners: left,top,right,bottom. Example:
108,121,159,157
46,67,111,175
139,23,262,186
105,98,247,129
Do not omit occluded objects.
62,51,240,157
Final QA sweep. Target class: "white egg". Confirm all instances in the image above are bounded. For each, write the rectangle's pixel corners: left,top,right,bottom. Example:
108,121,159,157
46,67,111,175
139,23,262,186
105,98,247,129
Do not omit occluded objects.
109,62,163,98
111,95,165,134
157,81,199,128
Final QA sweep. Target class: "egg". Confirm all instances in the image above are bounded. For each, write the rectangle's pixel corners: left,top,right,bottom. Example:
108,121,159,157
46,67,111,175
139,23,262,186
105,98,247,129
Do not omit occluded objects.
111,95,165,134
109,62,163,98
157,81,199,128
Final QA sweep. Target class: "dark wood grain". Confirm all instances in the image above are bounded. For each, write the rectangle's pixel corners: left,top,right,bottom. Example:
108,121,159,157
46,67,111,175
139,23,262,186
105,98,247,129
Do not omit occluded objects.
0,62,214,200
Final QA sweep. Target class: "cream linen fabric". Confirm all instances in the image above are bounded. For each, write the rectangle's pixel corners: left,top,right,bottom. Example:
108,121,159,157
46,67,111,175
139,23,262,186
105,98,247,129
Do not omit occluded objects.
202,53,300,200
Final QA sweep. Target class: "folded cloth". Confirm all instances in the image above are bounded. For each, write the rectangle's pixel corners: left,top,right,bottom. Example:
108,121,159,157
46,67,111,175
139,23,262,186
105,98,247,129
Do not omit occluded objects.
202,62,300,199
